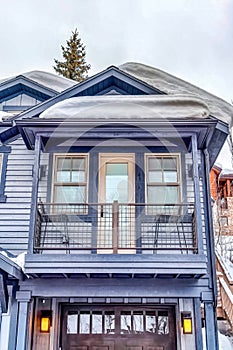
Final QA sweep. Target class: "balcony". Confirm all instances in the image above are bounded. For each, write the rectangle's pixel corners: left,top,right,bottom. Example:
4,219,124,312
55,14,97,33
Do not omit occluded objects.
34,202,197,254
24,202,207,278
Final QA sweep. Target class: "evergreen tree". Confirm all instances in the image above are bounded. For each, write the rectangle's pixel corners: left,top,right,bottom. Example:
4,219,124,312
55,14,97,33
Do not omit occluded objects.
53,29,91,82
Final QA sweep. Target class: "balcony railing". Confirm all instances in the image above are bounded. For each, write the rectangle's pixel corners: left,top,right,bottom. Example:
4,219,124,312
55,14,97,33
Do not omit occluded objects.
34,202,197,254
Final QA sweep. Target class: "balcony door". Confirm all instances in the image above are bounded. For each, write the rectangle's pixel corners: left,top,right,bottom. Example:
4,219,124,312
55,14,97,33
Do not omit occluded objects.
98,154,135,253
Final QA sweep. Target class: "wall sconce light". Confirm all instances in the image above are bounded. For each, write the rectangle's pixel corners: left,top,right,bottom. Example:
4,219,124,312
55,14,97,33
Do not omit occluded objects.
40,310,52,333
181,312,192,334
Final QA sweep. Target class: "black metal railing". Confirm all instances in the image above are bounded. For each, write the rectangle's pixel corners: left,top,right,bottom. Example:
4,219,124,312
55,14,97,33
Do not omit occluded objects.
34,202,197,254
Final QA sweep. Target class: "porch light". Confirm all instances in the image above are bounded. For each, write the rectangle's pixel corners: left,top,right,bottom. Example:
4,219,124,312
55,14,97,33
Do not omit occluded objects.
181,312,192,334
40,310,52,333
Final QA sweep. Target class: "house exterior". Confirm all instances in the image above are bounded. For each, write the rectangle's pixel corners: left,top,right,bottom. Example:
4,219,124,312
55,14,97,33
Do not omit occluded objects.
0,62,232,350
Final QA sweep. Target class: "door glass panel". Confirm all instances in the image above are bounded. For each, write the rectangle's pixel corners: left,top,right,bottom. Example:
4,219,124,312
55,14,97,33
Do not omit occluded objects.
133,311,143,333
67,313,78,334
92,312,102,334
121,311,131,334
106,163,128,203
80,312,90,334
104,311,115,334
146,311,156,333
158,311,169,334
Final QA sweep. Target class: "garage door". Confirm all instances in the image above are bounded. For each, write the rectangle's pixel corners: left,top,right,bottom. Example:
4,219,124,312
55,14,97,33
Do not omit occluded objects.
61,305,176,350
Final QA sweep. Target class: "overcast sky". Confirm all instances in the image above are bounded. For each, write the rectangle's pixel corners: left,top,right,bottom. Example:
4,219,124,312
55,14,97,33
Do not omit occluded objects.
0,0,232,103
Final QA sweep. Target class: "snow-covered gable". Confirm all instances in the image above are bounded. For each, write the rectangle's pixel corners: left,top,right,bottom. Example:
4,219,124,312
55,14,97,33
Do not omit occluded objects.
0,70,77,93
119,62,233,127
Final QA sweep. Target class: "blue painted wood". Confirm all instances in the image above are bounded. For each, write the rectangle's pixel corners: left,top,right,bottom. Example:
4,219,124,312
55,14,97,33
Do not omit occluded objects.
28,135,41,254
19,277,210,299
0,145,11,202
204,302,219,350
194,298,203,350
7,285,19,350
202,149,218,304
191,134,204,254
15,300,30,350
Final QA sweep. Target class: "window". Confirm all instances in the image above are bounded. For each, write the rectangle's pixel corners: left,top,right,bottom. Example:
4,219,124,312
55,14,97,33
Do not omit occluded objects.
53,154,88,204
145,154,181,204
220,216,228,226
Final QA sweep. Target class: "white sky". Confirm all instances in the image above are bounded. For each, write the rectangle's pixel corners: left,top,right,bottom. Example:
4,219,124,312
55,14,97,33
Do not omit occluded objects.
0,0,232,103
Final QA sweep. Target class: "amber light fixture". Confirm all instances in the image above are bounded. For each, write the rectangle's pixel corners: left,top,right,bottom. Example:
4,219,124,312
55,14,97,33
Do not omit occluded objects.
181,312,192,334
40,310,52,333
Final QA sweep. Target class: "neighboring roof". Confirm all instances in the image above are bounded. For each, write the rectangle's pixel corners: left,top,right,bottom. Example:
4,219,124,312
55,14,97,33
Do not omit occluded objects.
119,62,233,127
0,70,77,93
40,94,210,121
219,168,233,180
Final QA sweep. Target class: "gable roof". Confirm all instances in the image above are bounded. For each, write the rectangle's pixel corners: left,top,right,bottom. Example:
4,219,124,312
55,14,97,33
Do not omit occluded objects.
7,65,164,121
119,62,233,127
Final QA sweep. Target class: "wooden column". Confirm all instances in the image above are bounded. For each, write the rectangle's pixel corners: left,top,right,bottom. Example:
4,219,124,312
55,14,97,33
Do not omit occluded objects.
7,285,19,350
112,201,119,254
191,134,204,254
15,291,31,350
28,134,41,254
194,298,203,350
204,301,219,350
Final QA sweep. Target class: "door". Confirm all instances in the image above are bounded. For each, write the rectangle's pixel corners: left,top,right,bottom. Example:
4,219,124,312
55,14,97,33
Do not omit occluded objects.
98,154,135,253
61,305,177,350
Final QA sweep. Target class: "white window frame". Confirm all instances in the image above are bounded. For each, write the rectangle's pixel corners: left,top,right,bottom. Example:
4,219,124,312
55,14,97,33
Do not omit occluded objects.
145,153,182,205
52,153,89,206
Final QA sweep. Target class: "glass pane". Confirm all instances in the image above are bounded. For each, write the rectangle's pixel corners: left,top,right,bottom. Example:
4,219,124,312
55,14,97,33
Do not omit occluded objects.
158,311,169,334
164,171,177,182
148,157,162,170
92,312,102,334
67,313,78,334
165,187,178,203
79,312,90,334
163,158,177,170
106,163,128,176
121,312,131,334
72,171,86,182
56,170,70,182
73,158,85,170
104,312,115,334
54,186,86,203
57,158,71,170
146,312,156,333
106,163,128,202
148,171,162,182
148,186,178,204
133,312,143,333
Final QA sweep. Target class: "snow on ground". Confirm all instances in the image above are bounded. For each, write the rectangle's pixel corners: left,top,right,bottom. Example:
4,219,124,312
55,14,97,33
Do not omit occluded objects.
202,329,233,350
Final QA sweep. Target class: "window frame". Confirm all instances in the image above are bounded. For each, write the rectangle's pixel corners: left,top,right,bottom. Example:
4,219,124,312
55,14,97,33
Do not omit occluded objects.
145,153,182,205
52,153,89,206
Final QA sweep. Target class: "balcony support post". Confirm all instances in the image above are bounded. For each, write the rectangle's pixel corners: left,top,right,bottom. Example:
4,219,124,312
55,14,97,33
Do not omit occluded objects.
112,201,119,254
28,134,41,254
191,134,204,254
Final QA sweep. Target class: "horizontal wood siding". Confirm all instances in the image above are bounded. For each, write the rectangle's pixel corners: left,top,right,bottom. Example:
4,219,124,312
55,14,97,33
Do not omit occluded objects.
0,138,33,254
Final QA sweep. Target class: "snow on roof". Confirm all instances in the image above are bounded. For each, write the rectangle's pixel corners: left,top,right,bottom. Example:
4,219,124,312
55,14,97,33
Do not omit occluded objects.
217,251,233,282
219,168,233,179
0,70,77,93
40,94,210,121
0,111,14,122
119,62,233,126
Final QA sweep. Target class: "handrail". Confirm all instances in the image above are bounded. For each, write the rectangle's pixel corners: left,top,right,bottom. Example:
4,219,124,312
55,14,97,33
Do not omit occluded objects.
219,277,233,328
34,202,197,254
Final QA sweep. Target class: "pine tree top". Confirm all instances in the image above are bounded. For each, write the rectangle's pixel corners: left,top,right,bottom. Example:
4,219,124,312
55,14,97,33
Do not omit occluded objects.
53,29,91,82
